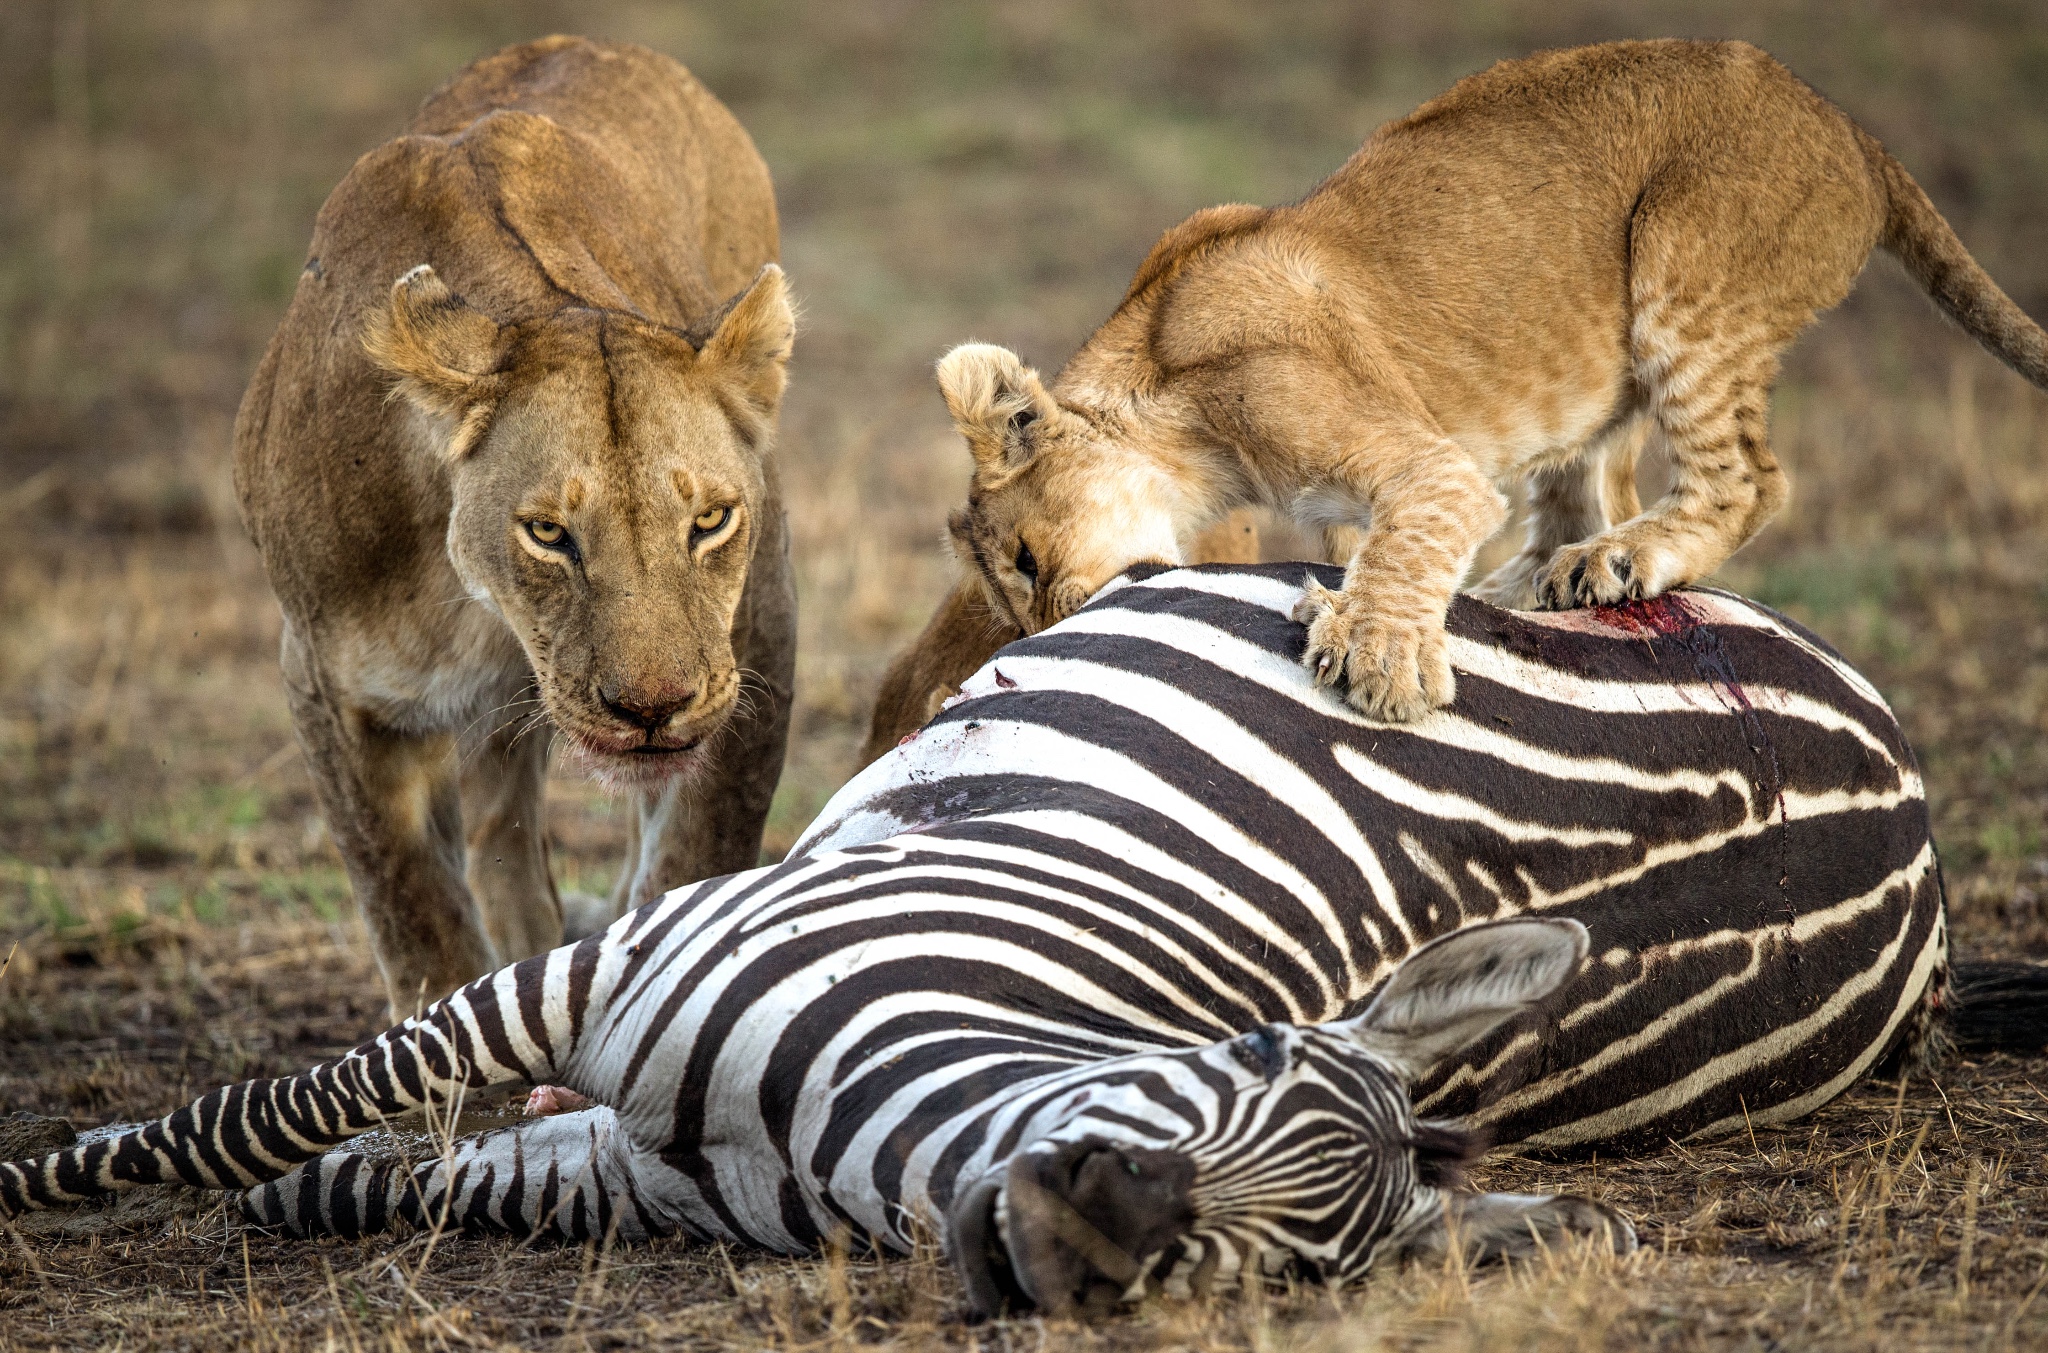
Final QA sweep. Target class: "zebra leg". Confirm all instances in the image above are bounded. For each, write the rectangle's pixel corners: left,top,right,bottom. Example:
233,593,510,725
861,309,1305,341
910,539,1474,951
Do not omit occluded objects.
1380,1189,1636,1269
242,1105,667,1243
0,947,584,1218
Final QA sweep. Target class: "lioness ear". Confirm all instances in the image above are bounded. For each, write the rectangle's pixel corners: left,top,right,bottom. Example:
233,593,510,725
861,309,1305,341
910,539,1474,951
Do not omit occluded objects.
936,343,1054,476
362,265,508,432
699,263,795,428
1334,918,1588,1083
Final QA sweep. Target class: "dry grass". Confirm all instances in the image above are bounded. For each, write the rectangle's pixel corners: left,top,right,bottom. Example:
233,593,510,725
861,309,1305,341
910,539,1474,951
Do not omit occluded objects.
5,0,2048,1347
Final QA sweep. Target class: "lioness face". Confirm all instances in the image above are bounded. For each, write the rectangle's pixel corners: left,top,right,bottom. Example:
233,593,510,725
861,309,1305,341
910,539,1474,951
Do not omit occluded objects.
367,264,794,788
937,344,1183,632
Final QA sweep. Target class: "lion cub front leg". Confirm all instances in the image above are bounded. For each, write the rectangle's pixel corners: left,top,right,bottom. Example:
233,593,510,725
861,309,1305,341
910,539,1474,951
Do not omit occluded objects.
1293,438,1506,721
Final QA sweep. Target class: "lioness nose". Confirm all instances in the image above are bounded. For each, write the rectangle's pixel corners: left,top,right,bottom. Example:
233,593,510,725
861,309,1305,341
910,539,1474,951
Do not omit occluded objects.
598,683,694,730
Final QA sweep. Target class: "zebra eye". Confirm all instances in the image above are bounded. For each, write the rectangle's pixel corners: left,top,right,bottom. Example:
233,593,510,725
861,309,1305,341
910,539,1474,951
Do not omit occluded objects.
1232,1026,1287,1079
1014,540,1038,585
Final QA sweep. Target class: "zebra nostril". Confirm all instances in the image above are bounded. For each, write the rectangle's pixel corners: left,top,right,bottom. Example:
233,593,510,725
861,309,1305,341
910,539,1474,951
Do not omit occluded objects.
946,1174,1029,1320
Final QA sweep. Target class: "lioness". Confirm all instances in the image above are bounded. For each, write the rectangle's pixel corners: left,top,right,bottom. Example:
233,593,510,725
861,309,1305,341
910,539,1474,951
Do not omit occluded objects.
233,37,797,1011
938,39,2048,722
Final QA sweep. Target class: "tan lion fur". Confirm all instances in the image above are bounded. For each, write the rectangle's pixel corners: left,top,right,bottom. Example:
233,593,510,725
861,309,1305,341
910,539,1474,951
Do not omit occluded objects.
858,509,1261,766
233,38,796,1011
938,39,2048,722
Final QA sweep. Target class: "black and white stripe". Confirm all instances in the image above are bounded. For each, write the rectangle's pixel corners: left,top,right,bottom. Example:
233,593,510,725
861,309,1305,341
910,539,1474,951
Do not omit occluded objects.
3,564,1951,1311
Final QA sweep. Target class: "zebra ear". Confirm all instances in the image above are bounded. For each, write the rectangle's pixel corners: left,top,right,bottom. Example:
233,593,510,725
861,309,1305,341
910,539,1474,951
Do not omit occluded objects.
1337,918,1588,1083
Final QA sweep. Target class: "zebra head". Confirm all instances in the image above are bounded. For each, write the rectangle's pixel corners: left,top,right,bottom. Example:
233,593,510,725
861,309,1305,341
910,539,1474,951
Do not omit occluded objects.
945,918,1635,1318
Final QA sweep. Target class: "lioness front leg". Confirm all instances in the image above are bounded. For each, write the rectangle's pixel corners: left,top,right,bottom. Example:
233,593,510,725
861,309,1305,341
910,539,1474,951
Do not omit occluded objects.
1294,438,1506,721
459,684,564,962
282,628,497,1015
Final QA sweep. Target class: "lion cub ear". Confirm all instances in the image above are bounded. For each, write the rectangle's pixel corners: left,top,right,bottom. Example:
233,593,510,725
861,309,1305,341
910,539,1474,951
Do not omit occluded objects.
699,263,796,432
936,343,1054,476
362,265,509,455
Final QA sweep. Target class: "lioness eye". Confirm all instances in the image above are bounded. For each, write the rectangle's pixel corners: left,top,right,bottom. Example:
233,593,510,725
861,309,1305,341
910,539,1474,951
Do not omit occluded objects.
1014,540,1038,584
527,520,568,548
692,506,731,543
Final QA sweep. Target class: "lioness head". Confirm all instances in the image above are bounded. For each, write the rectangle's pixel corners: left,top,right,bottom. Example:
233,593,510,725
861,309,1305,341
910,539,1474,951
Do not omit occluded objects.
364,263,793,788
937,343,1185,632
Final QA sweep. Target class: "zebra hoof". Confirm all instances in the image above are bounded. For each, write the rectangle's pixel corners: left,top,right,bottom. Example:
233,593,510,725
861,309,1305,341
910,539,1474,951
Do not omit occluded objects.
1539,1194,1638,1254
1412,1190,1639,1267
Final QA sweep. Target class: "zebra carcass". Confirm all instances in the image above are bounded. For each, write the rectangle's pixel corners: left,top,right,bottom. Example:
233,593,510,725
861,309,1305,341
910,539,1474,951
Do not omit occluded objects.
4,564,2024,1318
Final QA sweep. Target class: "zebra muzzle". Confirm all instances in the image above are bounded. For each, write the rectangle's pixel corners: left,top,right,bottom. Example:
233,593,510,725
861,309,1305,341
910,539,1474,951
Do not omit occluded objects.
955,1138,1196,1320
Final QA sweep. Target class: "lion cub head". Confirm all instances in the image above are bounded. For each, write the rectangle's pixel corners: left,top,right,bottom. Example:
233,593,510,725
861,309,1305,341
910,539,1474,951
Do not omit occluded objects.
364,263,793,788
937,344,1186,632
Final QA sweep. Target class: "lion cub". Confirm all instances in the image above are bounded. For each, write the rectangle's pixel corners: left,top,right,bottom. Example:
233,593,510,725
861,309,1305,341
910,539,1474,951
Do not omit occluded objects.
939,39,2048,721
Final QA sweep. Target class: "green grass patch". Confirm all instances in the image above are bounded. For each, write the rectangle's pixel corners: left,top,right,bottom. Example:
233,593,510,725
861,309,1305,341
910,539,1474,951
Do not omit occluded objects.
1736,549,1899,622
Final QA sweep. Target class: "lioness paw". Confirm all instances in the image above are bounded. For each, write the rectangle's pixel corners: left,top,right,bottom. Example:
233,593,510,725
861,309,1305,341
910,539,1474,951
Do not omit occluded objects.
1534,537,1652,610
1293,579,1454,722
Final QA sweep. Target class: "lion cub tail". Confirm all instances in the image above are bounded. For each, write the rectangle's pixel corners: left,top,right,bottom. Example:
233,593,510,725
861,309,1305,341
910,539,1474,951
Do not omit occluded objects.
1857,126,2048,391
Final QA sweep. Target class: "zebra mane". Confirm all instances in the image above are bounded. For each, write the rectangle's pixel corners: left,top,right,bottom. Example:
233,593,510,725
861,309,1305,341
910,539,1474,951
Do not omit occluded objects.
1410,1119,1489,1189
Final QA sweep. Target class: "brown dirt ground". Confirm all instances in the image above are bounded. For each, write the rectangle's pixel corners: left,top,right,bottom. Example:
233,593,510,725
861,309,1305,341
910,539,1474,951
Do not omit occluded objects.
6,1,2048,1349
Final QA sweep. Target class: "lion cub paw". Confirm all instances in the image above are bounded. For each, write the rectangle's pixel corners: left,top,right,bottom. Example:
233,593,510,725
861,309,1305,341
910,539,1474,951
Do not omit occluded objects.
1292,579,1455,722
1469,550,1546,611
1534,537,1653,610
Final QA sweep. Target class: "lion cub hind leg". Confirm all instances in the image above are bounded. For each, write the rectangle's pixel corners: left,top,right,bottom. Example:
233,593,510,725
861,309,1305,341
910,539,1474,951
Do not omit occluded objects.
1292,431,1507,722
1534,329,1786,610
1472,419,1646,610
1531,138,1877,608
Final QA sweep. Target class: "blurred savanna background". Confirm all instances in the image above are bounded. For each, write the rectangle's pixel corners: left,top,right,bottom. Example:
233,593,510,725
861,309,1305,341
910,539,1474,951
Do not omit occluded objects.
4,1,2048,1348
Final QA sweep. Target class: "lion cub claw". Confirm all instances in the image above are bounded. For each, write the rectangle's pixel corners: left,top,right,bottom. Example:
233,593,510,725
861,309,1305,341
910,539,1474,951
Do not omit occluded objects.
1292,579,1455,723
1534,537,1653,610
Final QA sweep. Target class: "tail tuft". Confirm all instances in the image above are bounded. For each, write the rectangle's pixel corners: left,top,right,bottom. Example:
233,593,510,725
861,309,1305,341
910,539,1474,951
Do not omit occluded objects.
1949,959,2048,1054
